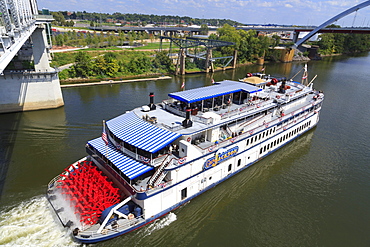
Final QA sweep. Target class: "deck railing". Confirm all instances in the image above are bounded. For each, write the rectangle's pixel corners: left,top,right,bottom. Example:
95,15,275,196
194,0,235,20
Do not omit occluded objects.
78,214,146,238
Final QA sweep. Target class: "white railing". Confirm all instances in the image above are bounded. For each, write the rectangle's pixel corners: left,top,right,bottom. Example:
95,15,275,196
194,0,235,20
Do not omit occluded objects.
78,214,146,238
148,154,171,186
194,99,321,155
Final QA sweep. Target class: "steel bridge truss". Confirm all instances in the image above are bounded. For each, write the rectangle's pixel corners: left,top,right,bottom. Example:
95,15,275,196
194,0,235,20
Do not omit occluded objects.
294,0,370,48
160,36,235,73
0,0,39,74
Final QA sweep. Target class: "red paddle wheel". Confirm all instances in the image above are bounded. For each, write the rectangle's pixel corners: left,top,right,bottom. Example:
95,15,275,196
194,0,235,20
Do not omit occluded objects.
57,161,121,226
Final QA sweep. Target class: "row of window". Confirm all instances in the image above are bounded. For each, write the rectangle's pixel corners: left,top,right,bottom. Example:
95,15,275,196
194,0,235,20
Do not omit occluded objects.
246,126,277,147
259,120,312,155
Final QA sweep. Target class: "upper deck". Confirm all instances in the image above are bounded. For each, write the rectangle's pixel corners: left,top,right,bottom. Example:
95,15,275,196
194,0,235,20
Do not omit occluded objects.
85,78,322,189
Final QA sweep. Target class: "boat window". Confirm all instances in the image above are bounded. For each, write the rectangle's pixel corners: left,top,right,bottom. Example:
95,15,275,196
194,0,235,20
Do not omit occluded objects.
237,159,241,167
228,164,232,172
181,188,187,200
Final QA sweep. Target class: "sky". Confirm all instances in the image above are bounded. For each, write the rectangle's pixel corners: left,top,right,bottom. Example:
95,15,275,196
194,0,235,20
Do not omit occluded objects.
37,0,370,27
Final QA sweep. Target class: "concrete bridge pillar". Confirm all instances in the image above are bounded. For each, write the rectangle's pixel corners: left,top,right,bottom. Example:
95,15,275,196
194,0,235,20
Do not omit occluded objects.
280,48,294,63
205,49,212,73
292,31,299,44
179,49,186,75
32,24,52,72
232,50,238,69
0,23,64,113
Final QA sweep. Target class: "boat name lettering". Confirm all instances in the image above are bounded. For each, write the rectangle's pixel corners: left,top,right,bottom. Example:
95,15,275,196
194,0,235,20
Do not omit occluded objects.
204,146,239,170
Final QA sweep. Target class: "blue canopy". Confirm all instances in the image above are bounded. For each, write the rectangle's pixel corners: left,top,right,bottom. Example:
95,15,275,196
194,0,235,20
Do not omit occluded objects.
87,137,154,180
168,80,261,104
106,111,181,153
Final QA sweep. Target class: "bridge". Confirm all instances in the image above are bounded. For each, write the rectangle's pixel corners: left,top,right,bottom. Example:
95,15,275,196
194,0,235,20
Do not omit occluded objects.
89,25,370,39
160,36,236,74
0,0,63,113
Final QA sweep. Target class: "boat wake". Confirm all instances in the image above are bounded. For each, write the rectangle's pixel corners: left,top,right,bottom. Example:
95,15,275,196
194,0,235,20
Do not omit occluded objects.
142,212,177,236
0,196,78,247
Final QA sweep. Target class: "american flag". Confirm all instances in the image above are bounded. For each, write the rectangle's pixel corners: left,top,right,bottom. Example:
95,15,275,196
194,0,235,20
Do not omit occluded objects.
102,121,108,145
181,81,185,89
302,64,308,80
211,78,215,84
228,94,232,104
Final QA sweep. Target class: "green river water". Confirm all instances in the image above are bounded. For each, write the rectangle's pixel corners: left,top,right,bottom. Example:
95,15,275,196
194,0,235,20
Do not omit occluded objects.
1,53,370,247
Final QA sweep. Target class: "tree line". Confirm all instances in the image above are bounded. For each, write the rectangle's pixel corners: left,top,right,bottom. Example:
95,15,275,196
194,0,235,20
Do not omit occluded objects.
51,10,241,27
52,30,150,48
55,24,370,80
314,25,370,55
58,50,174,80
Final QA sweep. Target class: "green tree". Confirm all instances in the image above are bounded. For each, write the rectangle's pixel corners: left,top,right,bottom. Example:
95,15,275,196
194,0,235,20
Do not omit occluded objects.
72,51,93,78
153,50,174,73
126,53,152,74
317,33,335,54
199,24,209,35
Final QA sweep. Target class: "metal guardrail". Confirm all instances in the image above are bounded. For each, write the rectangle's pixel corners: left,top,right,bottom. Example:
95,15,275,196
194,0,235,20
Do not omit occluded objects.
78,214,146,238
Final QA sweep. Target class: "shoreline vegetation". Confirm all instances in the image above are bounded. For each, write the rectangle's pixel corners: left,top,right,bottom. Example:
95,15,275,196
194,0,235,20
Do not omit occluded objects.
45,13,370,86
60,75,172,88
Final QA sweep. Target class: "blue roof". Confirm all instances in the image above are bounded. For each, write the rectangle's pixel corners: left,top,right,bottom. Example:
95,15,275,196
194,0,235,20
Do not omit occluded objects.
106,111,182,153
168,80,262,104
87,137,154,180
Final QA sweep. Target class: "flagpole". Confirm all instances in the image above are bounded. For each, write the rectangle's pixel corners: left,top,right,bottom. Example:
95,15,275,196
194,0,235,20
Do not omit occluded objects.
302,64,308,85
102,120,109,159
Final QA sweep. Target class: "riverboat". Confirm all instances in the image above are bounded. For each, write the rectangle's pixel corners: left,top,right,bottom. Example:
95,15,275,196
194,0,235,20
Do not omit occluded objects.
47,66,324,243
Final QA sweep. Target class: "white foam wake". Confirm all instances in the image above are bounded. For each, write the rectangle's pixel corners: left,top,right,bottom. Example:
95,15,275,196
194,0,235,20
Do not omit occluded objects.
141,212,177,236
0,196,78,247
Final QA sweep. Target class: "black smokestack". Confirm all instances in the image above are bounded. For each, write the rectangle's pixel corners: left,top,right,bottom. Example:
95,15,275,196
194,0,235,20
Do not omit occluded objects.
148,92,156,110
278,79,286,94
182,105,193,128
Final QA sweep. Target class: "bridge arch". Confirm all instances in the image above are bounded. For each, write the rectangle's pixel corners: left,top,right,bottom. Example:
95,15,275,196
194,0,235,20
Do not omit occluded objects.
293,0,370,48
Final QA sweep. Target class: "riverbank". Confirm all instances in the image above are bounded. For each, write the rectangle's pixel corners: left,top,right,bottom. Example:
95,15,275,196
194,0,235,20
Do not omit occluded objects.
60,75,172,88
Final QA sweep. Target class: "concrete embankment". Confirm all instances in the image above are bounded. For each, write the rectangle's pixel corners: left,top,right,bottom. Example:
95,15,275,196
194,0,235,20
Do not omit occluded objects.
60,76,172,88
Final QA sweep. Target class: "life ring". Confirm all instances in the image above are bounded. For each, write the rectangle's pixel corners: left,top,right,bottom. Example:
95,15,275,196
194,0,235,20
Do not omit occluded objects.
128,213,134,220
276,95,280,99
187,137,191,142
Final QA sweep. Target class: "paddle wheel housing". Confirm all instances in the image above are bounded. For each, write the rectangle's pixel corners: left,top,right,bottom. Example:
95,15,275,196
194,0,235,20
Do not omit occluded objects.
56,161,122,226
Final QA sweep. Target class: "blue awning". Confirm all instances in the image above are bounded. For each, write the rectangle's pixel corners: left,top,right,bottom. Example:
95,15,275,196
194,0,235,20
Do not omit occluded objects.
87,137,154,180
168,80,261,104
106,111,181,153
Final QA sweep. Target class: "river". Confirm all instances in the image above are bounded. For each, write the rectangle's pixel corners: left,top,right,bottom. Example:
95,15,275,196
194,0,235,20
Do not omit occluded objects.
1,53,370,246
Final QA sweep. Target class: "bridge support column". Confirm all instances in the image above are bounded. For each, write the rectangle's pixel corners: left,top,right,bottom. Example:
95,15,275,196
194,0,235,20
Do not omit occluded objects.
32,24,52,72
0,24,64,113
280,48,294,63
179,49,186,75
205,49,212,73
232,50,238,69
0,71,64,113
293,31,299,44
